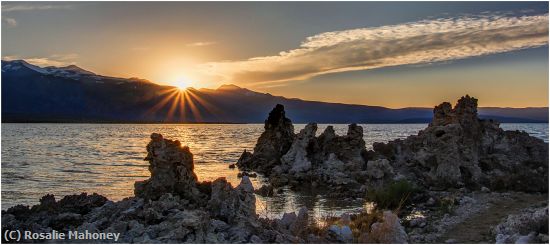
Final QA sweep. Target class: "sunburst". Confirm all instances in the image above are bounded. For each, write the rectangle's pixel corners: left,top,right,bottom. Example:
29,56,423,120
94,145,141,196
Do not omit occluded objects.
143,86,221,123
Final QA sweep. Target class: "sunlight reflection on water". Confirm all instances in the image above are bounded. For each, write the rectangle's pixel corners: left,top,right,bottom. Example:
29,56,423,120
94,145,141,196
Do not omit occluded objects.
1,123,548,218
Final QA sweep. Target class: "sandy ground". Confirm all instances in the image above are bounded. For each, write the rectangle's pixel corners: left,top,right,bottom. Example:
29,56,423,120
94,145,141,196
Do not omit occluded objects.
437,192,548,243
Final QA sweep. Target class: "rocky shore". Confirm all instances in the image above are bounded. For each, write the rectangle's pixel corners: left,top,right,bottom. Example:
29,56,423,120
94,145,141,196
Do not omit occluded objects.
2,95,548,244
2,132,410,243
238,95,548,195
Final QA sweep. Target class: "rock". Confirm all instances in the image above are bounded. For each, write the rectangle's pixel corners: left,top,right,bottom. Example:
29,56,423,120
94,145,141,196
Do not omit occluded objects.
328,224,353,243
249,235,263,243
278,212,297,229
514,232,537,243
289,207,309,236
51,212,83,229
493,206,548,243
340,213,351,226
366,159,394,179
426,197,436,206
409,217,426,228
228,164,235,169
234,105,371,195
135,133,202,201
1,193,109,243
236,104,295,173
445,238,457,243
538,234,549,243
368,211,408,243
254,184,274,197
281,123,317,173
208,176,256,224
369,95,548,192
481,186,490,193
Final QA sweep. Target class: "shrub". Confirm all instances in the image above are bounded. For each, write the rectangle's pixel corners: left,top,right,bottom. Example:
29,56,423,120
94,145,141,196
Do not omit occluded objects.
366,180,416,210
438,195,457,214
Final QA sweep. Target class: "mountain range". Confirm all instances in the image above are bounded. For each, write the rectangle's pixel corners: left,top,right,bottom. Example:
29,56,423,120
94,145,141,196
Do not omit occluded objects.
2,60,548,123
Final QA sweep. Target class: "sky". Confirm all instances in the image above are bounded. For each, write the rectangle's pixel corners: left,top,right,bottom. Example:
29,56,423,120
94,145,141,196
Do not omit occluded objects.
1,1,549,108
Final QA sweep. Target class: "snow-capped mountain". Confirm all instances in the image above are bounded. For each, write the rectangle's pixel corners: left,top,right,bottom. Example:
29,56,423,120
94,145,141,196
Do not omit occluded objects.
2,59,547,123
2,60,96,80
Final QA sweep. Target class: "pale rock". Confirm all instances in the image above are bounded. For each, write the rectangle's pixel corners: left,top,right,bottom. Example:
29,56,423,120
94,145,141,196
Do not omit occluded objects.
367,159,394,179
329,224,354,243
135,133,201,201
282,123,316,173
369,211,409,244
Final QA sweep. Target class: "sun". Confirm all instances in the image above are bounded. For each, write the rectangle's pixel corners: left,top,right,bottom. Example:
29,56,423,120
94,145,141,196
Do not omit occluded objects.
174,78,194,90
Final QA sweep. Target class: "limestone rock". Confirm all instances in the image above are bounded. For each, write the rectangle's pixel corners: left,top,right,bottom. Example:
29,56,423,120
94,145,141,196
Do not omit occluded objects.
369,95,548,192
208,176,257,224
235,105,369,194
135,133,202,201
368,211,408,243
493,206,548,243
281,123,317,173
237,104,295,173
367,159,394,179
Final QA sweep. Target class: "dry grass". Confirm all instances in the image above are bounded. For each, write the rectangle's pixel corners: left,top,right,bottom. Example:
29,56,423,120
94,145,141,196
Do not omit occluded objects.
306,197,407,243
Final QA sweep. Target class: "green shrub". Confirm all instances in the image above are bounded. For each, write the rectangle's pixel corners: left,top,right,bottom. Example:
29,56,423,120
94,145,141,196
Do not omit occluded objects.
366,180,416,210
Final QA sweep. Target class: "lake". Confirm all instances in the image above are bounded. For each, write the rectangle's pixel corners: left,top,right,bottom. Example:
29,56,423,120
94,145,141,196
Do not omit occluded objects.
1,123,548,218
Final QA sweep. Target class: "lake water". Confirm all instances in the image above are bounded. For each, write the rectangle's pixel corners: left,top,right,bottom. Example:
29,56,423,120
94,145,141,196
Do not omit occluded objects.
1,123,548,218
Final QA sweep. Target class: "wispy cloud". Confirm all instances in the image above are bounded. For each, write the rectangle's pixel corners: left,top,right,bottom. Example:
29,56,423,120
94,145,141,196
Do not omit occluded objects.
200,12,549,86
3,54,79,67
2,17,17,27
1,3,73,12
187,41,216,47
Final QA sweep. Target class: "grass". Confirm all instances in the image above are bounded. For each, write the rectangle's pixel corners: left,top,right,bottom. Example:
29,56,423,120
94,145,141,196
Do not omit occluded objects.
306,197,407,243
365,180,417,210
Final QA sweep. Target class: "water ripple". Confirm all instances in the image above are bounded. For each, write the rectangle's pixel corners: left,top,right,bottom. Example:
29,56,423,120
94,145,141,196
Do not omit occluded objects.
1,123,547,218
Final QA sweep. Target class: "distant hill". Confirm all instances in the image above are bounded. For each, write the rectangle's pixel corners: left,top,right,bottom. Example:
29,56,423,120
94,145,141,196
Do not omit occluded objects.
2,60,548,123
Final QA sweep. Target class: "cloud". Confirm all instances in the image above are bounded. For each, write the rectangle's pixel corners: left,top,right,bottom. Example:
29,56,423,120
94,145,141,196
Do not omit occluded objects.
2,17,17,27
1,4,73,12
3,54,78,67
200,12,549,86
50,53,79,61
187,41,216,47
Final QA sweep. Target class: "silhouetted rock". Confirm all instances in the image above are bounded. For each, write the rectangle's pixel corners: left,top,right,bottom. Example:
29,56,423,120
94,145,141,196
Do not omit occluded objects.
134,133,203,201
368,95,549,192
237,107,370,195
237,104,295,173
2,193,108,243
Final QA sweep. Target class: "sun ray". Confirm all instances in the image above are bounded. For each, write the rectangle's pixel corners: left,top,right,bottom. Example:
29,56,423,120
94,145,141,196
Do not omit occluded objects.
185,89,223,119
143,88,179,119
166,91,182,122
178,92,187,122
183,91,203,122
143,83,225,123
